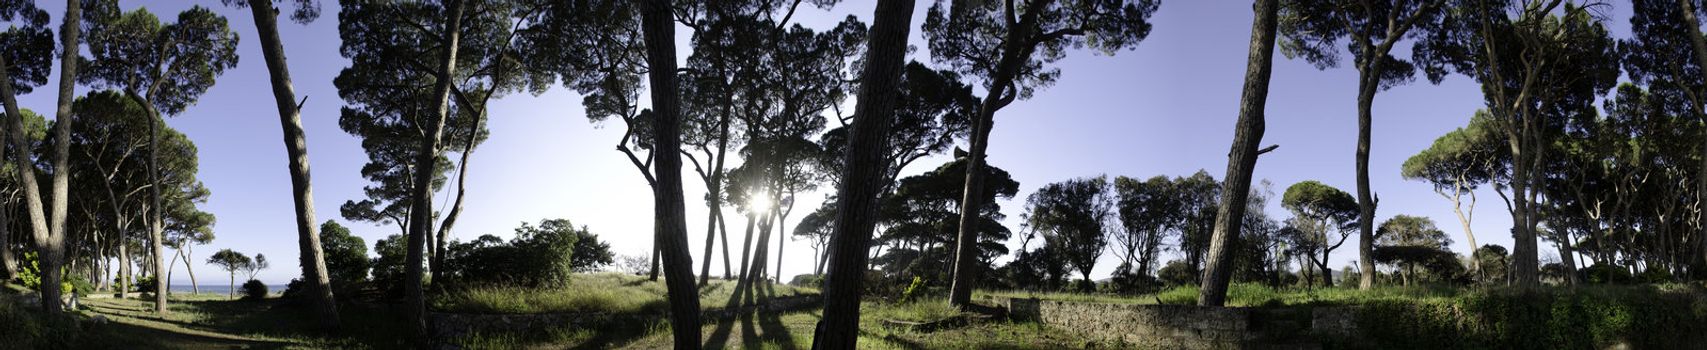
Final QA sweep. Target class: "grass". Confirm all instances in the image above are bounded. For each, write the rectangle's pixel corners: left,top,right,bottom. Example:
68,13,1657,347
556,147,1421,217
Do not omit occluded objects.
863,297,962,323
75,293,412,349
978,282,1470,307
431,272,819,314
503,304,1097,349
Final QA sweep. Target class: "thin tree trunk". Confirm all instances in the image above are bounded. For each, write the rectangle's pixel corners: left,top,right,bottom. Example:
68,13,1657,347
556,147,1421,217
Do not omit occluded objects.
719,210,732,279
649,240,660,281
182,250,198,294
737,212,756,282
638,0,703,346
404,0,465,340
1198,0,1278,307
167,250,179,295
1354,69,1379,290
701,108,731,285
229,273,235,300
812,0,913,347
434,91,486,284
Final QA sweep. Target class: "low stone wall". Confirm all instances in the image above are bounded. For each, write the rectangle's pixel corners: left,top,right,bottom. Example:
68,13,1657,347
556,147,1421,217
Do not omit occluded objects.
430,294,821,339
991,297,1356,349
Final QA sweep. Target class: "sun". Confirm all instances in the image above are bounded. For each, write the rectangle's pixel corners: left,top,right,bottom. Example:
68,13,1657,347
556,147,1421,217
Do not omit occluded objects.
748,191,773,213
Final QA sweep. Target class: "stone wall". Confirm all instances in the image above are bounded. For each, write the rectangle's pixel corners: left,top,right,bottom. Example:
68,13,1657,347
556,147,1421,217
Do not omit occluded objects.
992,297,1355,349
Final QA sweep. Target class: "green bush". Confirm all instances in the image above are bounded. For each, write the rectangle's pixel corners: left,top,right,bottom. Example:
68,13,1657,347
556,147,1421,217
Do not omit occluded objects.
241,279,268,300
1335,285,1707,349
135,275,158,296
1580,264,1632,285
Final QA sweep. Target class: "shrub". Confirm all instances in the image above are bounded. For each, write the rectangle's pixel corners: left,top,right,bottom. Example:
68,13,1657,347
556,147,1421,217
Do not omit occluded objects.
320,220,372,293
1580,263,1632,285
135,275,158,296
789,274,823,288
439,219,603,288
241,280,268,300
1158,260,1196,287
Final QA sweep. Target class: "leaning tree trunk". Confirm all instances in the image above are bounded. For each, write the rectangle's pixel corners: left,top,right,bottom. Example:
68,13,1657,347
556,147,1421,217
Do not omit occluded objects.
181,250,199,294
404,0,465,341
1198,0,1278,307
638,0,703,346
247,0,341,327
811,0,913,348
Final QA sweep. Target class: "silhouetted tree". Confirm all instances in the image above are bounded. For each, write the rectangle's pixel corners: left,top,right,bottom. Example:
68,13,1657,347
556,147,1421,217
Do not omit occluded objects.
813,0,913,348
1025,176,1113,289
925,0,1161,308
1624,0,1707,278
1373,215,1451,285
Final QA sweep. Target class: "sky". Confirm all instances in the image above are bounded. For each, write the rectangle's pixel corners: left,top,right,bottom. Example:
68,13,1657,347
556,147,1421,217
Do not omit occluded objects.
9,1,1638,285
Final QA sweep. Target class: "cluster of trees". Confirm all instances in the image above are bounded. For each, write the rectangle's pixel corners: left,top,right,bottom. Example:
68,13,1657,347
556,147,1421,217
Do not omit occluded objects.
1397,0,1707,284
206,249,266,300
1,0,234,316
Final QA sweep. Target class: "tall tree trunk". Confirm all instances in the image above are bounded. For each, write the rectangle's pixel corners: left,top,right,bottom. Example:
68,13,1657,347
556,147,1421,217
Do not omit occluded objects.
404,0,465,340
118,236,130,298
727,212,757,307
743,217,773,306
0,0,80,315
811,0,913,348
229,272,235,300
1354,69,1379,290
638,0,703,346
948,0,1048,308
148,107,169,313
645,239,658,280
1198,0,1278,307
166,250,179,295
1679,0,1707,276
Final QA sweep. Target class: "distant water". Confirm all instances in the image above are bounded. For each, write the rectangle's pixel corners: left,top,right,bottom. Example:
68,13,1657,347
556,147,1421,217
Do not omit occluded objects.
164,284,287,295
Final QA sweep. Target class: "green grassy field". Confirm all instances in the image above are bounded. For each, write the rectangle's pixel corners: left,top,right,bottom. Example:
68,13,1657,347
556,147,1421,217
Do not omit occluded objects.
431,272,818,314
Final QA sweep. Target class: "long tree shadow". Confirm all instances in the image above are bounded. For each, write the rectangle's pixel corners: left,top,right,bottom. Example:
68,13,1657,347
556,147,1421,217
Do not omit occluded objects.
754,310,798,349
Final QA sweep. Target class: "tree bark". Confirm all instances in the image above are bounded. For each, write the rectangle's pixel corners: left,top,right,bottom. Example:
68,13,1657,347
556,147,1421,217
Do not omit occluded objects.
1198,0,1277,307
948,0,1049,308
0,0,80,315
404,0,465,341
637,0,703,347
249,0,341,324
811,0,913,348
1354,69,1378,290
147,105,169,313
181,250,199,294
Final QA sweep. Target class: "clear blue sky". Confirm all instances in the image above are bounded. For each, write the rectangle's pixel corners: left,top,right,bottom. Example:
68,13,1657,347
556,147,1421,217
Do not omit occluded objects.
11,1,1635,284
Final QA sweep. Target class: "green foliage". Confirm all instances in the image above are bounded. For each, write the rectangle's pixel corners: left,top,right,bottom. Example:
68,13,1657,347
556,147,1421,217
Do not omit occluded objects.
241,279,267,301
1157,260,1196,287
1580,264,1632,285
898,276,926,304
136,275,158,296
440,219,605,288
369,234,410,297
1338,286,1707,349
16,252,79,295
318,220,370,294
